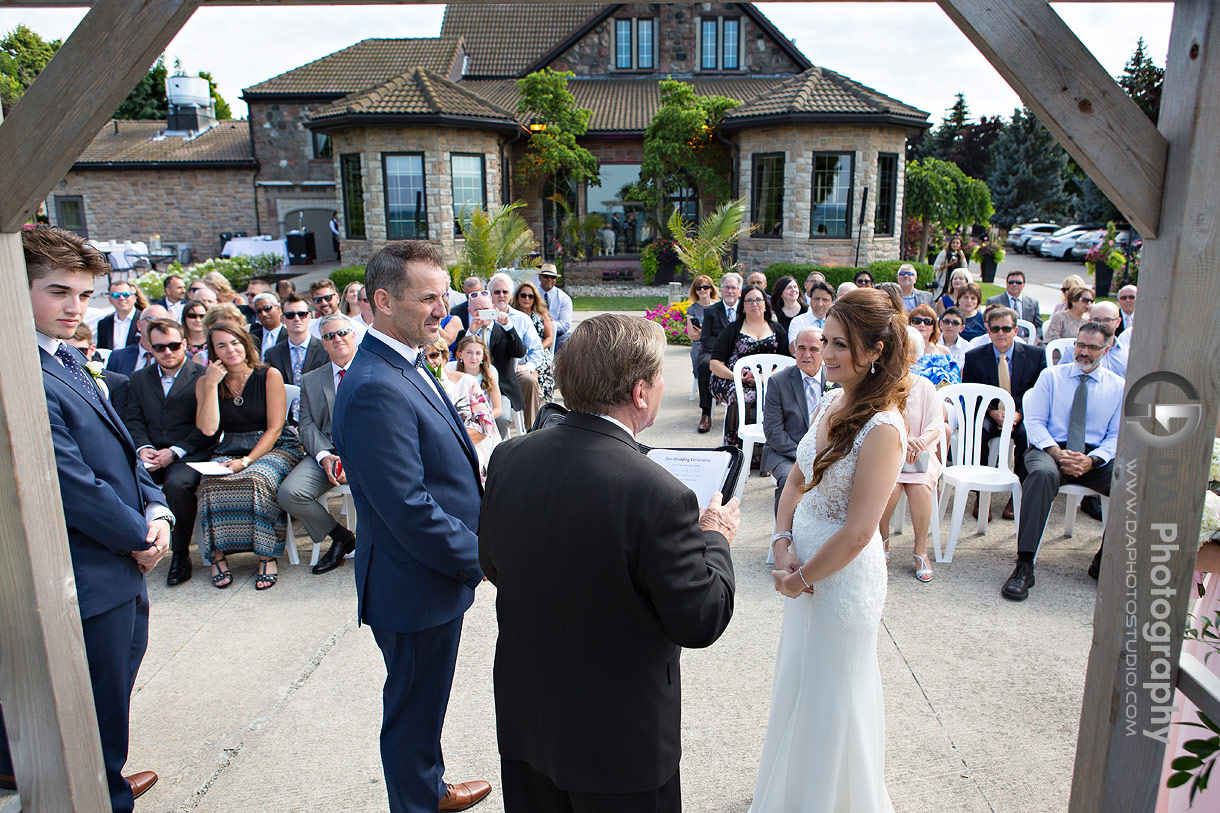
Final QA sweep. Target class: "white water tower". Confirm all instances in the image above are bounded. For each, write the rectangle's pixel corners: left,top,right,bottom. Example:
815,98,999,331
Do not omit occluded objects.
166,75,215,132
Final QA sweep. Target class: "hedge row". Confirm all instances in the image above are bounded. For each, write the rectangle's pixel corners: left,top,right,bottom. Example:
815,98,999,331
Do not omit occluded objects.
761,260,937,293
329,265,367,290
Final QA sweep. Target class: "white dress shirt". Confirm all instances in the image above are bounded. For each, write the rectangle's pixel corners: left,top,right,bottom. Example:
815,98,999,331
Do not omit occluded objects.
366,327,449,401
541,285,574,334
787,311,827,348
500,307,544,371
1122,311,1134,332
112,313,134,348
261,324,284,358
167,300,186,321
134,347,155,373
593,413,635,439
939,335,970,369
1023,362,1124,463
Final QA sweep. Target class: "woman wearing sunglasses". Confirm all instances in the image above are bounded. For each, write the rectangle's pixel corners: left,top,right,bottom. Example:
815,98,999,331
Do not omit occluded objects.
180,299,211,364
511,280,556,401
1044,285,1094,341
1052,273,1087,314
907,304,959,387
686,274,719,397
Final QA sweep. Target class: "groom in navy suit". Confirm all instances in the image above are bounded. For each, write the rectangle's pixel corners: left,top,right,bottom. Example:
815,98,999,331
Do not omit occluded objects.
0,226,170,810
332,241,490,812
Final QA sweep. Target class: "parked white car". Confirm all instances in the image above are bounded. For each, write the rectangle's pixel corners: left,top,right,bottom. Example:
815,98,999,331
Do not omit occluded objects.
1038,224,1100,259
1004,222,1059,254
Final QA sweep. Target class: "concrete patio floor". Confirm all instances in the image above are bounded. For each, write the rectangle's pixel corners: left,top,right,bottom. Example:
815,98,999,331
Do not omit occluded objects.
1,317,1105,813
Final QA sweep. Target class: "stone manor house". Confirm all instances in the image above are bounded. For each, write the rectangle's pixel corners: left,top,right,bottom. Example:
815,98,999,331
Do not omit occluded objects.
46,3,929,278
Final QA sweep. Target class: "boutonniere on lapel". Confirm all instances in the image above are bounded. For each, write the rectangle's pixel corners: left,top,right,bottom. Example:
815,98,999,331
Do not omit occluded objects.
85,360,105,381
427,362,444,383
823,380,838,394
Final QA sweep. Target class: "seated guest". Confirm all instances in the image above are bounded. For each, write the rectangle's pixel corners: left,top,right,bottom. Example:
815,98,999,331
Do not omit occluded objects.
787,279,835,345
1001,321,1122,600
158,273,188,319
879,345,946,582
762,326,826,514
685,274,719,397
308,279,366,343
428,338,500,480
187,279,218,309
250,292,286,359
908,304,960,387
537,264,573,350
936,268,971,315
341,281,363,318
956,283,986,341
461,288,526,437
1052,274,1087,314
1044,285,1094,342
67,323,130,415
181,299,211,363
265,294,328,413
837,281,858,297
709,284,782,450
201,271,253,321
97,279,142,350
439,298,463,356
124,318,216,586
203,302,246,332
195,324,304,590
451,334,503,425
275,279,296,301
1117,284,1136,334
962,305,1046,518
770,274,807,339
276,314,358,575
853,271,874,289
896,263,934,312
354,285,373,328
747,270,768,290
875,282,904,314
449,276,480,328
1065,300,1127,378
488,272,545,428
512,279,556,401
106,304,171,377
694,271,741,433
938,307,971,369
987,270,1043,341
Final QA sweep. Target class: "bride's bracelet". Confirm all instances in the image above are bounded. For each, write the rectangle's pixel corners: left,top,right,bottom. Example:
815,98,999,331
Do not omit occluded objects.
771,531,793,546
797,566,813,591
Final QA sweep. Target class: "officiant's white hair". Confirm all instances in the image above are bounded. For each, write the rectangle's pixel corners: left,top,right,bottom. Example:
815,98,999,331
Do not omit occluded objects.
555,315,664,414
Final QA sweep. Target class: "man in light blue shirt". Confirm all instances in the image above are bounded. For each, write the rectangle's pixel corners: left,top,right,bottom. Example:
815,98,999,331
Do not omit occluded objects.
538,264,573,350
1002,320,1123,601
489,272,544,426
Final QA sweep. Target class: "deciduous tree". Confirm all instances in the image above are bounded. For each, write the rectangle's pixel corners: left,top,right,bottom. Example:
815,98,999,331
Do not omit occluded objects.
905,157,993,261
514,69,598,189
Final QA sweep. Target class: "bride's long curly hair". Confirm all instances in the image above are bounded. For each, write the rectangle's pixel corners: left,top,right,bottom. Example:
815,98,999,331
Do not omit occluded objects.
803,288,910,490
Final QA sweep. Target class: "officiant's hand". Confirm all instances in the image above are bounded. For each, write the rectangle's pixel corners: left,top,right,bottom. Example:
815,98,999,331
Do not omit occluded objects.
699,492,740,544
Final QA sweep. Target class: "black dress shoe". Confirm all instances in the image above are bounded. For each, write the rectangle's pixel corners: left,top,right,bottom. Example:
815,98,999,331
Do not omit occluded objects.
312,528,356,574
1081,495,1104,522
1002,560,1036,601
1088,547,1102,580
0,773,15,791
166,552,192,586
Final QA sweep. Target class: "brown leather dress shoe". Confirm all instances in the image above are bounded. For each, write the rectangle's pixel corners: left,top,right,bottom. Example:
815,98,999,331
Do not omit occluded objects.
439,779,491,810
1002,497,1015,520
697,414,711,433
126,770,158,800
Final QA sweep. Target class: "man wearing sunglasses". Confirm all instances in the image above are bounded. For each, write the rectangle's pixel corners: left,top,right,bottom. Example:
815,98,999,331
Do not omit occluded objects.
986,270,1043,341
896,263,933,311
308,279,367,344
962,306,1047,519
105,304,171,378
249,292,287,360
1116,284,1137,335
124,319,217,587
278,314,359,575
97,280,142,350
265,294,329,418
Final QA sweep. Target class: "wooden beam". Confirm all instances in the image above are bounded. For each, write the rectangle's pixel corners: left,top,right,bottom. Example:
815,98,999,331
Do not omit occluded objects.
938,0,1167,238
1178,653,1220,726
0,0,201,232
1070,0,1220,810
0,232,110,811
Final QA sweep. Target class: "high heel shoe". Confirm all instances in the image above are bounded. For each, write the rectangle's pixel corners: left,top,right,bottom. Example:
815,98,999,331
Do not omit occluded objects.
882,537,890,563
913,553,933,583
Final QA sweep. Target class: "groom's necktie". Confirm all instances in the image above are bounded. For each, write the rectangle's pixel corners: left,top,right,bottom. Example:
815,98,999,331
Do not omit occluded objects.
55,344,104,411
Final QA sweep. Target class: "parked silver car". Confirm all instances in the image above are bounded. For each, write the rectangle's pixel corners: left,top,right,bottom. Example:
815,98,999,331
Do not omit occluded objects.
1004,222,1060,254
1070,229,1133,261
1038,224,1101,259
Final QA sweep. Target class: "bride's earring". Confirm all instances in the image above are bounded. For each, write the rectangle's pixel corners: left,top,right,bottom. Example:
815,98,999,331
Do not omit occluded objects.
870,361,876,374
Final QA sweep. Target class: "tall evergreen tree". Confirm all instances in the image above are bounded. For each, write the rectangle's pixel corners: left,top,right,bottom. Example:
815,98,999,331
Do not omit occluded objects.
1118,37,1164,124
946,115,1004,181
114,56,168,119
915,92,971,161
987,108,1075,226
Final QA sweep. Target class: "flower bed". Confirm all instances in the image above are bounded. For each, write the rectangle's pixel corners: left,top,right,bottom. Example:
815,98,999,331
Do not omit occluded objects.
645,299,693,346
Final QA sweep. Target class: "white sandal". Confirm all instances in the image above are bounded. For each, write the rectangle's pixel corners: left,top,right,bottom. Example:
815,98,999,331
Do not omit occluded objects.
913,553,933,583
882,537,890,563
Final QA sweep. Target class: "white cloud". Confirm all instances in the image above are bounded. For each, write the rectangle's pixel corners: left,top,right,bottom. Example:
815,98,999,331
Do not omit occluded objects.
1,3,1171,124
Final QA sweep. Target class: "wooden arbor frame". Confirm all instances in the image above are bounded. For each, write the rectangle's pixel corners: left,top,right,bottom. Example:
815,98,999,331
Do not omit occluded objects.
0,0,1215,809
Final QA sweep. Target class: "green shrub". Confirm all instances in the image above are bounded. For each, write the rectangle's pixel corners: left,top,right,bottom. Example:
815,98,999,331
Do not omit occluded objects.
640,244,659,284
329,265,367,290
867,260,936,290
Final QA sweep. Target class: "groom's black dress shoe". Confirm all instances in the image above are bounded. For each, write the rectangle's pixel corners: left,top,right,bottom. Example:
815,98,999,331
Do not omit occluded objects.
312,526,356,574
166,553,192,586
1002,560,1035,601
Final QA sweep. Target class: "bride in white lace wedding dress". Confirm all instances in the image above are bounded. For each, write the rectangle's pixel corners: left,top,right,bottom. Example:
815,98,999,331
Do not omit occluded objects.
749,290,910,813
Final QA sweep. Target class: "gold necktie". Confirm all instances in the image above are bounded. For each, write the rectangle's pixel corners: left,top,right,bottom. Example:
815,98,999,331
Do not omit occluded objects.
997,352,1010,393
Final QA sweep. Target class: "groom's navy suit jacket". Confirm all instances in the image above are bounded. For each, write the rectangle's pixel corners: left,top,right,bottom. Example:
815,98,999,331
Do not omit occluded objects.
332,332,484,633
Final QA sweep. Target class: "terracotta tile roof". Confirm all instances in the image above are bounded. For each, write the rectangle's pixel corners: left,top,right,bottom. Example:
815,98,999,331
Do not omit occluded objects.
310,69,519,125
439,4,605,77
243,38,463,97
461,77,788,133
74,120,255,166
722,67,929,126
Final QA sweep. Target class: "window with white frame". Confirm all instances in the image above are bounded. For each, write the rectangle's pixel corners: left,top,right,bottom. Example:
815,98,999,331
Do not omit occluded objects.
615,19,632,69
700,17,742,70
637,19,655,69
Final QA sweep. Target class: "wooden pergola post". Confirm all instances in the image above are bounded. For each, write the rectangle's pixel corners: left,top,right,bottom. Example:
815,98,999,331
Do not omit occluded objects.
0,0,1214,810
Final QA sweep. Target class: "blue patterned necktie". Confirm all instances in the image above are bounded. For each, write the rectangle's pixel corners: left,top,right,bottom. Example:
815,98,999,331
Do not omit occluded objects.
291,344,304,385
803,375,818,424
54,344,104,411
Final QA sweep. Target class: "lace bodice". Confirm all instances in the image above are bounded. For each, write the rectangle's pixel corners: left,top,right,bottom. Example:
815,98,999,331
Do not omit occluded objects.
795,389,907,524
790,389,907,628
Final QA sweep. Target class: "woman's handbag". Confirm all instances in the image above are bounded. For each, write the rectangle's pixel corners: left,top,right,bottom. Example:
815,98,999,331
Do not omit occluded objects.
213,430,263,457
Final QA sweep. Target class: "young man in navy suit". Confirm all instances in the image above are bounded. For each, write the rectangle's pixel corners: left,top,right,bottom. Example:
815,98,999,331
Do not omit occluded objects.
0,226,170,809
332,241,491,812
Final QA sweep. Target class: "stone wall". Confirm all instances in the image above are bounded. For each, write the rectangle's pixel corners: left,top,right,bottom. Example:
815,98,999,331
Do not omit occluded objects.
329,126,506,266
549,3,802,76
50,168,257,260
733,124,908,275
248,100,340,239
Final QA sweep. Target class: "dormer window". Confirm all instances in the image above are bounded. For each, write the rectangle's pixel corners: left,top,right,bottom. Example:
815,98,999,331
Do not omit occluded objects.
615,17,656,70
699,16,741,71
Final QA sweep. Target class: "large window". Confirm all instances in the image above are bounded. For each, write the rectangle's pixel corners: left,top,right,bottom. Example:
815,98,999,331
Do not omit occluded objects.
55,196,87,237
752,153,784,237
312,132,332,159
340,154,366,239
384,153,427,239
451,153,486,234
637,19,655,69
586,163,643,255
810,152,854,238
616,19,632,69
875,153,898,237
701,19,718,69
722,19,740,69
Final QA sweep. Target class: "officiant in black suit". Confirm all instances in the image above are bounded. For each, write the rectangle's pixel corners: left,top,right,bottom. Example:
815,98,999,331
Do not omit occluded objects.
124,318,216,585
762,325,827,514
479,314,739,813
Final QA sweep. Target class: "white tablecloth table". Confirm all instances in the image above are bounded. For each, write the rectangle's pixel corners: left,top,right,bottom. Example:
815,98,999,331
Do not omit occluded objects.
221,236,288,264
88,240,149,270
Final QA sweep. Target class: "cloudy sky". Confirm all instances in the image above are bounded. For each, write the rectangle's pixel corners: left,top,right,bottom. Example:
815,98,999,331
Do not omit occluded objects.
0,3,1172,125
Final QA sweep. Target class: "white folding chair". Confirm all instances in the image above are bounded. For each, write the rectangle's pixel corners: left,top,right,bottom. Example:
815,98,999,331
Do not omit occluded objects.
889,418,949,563
280,384,303,564
1045,338,1076,367
731,353,795,500
286,483,358,567
1016,319,1036,344
1031,484,1109,562
936,383,1022,562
